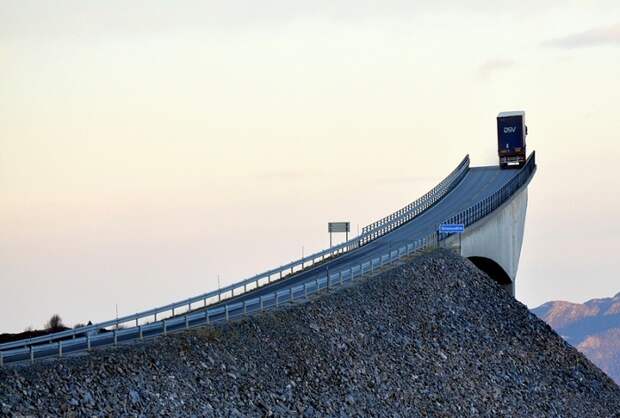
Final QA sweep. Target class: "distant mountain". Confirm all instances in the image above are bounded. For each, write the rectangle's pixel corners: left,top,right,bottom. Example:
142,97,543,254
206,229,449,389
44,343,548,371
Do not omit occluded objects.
532,291,620,383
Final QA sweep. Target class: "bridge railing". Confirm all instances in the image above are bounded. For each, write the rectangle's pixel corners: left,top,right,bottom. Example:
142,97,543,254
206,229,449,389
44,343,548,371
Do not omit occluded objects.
438,151,536,240
0,155,470,353
0,231,440,366
359,155,470,245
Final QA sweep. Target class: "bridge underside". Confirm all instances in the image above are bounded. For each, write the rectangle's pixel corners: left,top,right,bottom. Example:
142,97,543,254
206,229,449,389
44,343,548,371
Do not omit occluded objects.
468,256,513,294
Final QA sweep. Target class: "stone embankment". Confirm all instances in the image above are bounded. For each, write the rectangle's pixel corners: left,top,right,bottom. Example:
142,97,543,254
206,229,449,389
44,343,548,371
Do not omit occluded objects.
2,250,620,417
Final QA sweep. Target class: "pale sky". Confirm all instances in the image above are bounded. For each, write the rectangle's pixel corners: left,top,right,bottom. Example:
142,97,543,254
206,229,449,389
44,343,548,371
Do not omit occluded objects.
1,1,620,333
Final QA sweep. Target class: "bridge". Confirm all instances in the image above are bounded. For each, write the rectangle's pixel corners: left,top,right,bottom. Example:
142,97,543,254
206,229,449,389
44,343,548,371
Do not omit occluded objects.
0,152,536,366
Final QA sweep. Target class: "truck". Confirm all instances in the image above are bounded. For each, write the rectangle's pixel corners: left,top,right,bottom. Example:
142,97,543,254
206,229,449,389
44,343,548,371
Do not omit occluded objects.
497,111,527,169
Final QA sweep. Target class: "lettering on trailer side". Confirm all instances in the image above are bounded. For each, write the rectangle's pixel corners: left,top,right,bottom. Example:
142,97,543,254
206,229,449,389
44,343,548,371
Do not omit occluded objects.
504,126,517,133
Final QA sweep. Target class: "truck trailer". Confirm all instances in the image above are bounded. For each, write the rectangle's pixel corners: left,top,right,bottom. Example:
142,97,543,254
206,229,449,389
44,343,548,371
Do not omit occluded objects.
497,111,527,169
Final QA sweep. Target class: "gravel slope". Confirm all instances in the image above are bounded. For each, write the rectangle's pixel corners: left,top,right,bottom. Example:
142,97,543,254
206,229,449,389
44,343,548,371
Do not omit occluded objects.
2,250,619,417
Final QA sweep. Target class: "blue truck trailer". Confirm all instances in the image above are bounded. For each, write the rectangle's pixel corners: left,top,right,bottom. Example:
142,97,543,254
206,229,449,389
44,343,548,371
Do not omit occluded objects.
497,111,527,169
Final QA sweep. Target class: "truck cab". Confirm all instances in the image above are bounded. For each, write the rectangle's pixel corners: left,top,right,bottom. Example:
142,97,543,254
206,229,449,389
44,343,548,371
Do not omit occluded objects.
497,111,527,169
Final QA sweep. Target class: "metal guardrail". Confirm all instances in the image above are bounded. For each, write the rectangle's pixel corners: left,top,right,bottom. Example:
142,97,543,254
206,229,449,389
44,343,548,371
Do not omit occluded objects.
0,232,440,366
0,153,537,366
0,155,471,354
359,155,470,245
438,151,536,240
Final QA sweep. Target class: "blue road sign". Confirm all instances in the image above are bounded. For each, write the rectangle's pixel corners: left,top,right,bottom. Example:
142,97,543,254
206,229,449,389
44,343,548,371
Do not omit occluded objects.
438,223,465,233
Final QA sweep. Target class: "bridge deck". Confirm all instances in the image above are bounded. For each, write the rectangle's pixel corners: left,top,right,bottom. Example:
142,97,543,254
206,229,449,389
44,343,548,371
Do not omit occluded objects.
0,163,527,364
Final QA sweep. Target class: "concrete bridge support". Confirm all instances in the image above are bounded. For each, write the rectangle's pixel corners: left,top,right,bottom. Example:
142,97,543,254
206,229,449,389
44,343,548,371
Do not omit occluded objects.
445,187,528,297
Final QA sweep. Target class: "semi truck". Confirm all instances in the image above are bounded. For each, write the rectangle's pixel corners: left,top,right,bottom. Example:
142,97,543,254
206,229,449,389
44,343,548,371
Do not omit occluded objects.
497,111,527,169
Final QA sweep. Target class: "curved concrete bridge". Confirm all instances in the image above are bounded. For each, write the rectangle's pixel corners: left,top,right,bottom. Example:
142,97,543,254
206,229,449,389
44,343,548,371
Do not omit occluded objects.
442,164,536,296
0,152,536,365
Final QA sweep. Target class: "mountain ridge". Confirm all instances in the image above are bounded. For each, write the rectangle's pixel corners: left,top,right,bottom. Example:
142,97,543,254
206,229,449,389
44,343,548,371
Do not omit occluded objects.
532,291,620,384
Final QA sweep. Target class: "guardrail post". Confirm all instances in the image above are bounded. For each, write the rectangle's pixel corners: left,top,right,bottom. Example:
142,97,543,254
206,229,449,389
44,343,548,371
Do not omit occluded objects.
188,300,191,311
30,346,34,364
87,335,91,350
203,298,207,307
260,296,264,311
59,341,63,358
172,307,175,316
225,305,229,321
114,330,118,346
289,288,293,302
243,301,247,316
185,315,189,329
135,318,139,327
139,326,143,340
339,271,343,286
0,351,3,367
304,283,308,299
163,321,167,336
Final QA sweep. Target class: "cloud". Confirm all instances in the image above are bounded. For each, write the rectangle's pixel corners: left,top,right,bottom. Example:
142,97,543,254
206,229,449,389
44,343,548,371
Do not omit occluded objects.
543,23,620,49
477,59,516,80
0,0,574,43
255,170,324,181
376,175,436,185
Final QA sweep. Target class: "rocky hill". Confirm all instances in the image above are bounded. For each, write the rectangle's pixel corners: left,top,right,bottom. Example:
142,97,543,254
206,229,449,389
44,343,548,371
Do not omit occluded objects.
533,292,620,384
2,250,619,417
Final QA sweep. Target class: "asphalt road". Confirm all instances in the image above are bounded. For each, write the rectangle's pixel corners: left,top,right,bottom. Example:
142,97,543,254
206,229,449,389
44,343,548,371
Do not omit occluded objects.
207,165,519,303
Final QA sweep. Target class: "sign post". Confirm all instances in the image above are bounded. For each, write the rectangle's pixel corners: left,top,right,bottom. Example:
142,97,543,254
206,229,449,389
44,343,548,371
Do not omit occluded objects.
438,224,465,234
328,222,350,247
438,223,465,253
